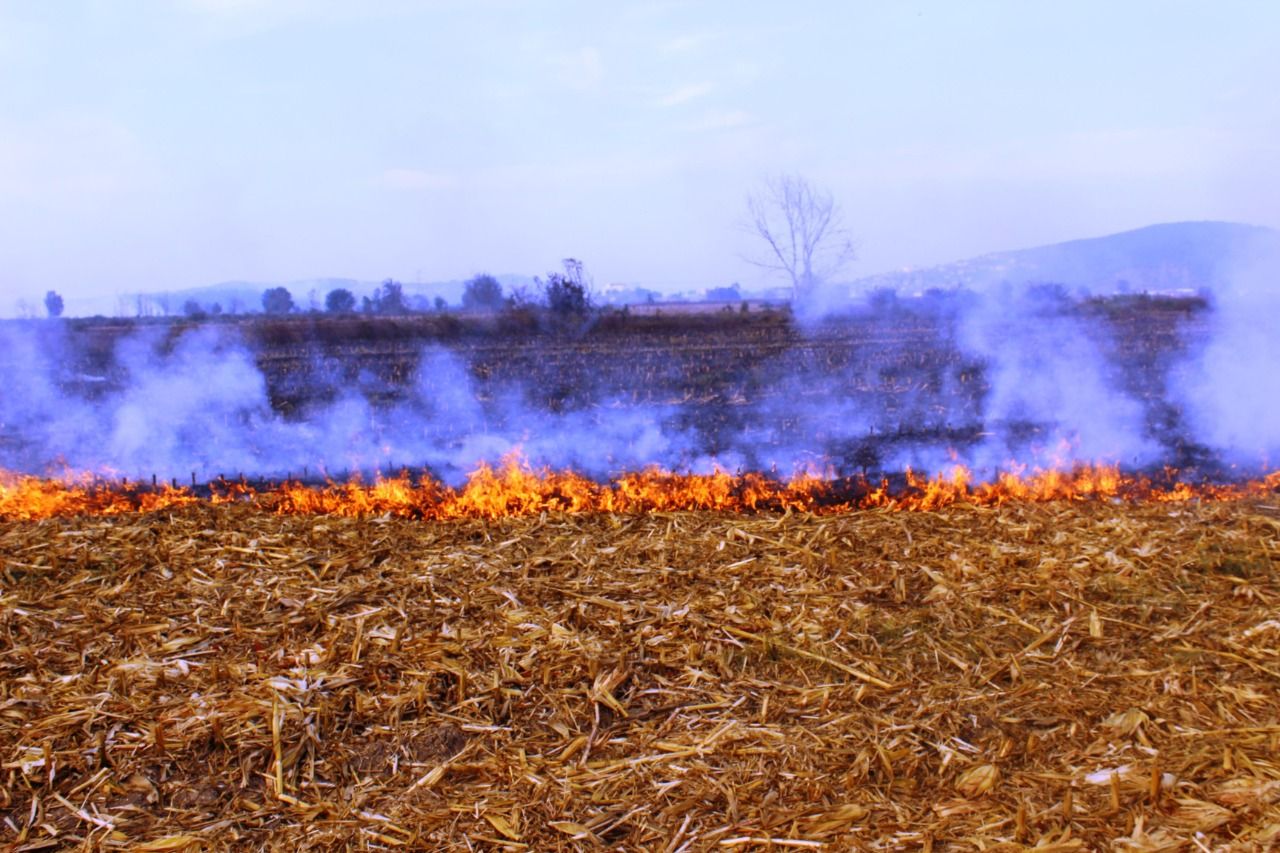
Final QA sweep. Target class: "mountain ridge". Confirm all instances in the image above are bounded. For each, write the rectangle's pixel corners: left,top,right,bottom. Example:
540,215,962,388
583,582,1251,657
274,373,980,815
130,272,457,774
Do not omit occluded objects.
847,221,1280,296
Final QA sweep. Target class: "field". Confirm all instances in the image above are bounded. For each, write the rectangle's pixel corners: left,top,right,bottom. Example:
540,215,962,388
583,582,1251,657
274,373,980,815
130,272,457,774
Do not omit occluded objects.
4,300,1278,850
2,499,1279,850
25,295,1210,483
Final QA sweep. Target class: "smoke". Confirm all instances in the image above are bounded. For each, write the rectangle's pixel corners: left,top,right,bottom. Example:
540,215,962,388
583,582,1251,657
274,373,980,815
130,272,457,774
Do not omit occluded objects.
951,285,1157,473
773,224,1280,478
1169,244,1280,467
0,267,1275,484
0,323,702,484
1,325,303,481
1176,298,1280,462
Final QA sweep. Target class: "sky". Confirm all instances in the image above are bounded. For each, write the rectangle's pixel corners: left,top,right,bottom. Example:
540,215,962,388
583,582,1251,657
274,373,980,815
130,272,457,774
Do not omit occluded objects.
1,0,1278,314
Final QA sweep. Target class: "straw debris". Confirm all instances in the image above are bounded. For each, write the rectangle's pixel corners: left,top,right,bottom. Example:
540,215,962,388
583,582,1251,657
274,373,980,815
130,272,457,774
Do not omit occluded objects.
1,499,1278,849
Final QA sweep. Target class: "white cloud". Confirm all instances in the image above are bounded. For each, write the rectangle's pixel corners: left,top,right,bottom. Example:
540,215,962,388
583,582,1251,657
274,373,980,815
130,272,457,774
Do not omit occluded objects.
377,169,458,191
181,0,346,17
684,110,756,132
0,112,151,200
553,46,604,92
833,126,1241,188
656,81,715,108
466,150,681,194
0,7,43,65
178,0,361,37
184,0,271,12
659,33,711,54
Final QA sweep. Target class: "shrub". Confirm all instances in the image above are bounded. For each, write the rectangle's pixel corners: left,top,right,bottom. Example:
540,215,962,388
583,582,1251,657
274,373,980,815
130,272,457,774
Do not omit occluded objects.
462,274,505,312
262,287,295,315
364,280,409,315
543,258,591,317
325,288,356,313
376,280,408,314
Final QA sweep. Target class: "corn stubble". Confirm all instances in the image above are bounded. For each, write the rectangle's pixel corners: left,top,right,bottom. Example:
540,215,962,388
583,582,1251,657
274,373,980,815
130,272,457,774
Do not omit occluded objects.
1,499,1278,849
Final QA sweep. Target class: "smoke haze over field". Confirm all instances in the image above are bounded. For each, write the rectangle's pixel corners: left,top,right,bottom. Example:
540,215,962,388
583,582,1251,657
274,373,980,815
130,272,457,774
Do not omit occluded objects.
0,323,702,484
1169,242,1280,466
1,271,1276,484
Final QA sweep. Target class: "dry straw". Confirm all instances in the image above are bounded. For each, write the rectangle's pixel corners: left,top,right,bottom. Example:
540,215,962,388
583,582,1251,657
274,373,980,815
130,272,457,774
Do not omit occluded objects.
1,499,1278,849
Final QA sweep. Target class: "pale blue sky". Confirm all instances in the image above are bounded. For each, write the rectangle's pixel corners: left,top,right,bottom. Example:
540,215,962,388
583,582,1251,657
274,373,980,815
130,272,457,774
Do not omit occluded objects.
2,0,1277,311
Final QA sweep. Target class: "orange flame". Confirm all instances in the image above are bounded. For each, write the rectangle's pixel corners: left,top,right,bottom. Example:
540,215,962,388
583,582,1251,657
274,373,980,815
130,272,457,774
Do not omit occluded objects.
2,455,1277,522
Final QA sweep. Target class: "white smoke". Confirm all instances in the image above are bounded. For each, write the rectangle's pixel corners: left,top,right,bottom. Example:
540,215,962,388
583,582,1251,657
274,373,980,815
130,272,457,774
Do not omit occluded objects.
0,268,1275,485
0,323,701,484
1170,246,1280,467
952,287,1157,474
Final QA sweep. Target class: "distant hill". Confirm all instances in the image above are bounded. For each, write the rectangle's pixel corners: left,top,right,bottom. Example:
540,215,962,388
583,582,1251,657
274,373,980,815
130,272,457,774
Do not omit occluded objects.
848,221,1280,296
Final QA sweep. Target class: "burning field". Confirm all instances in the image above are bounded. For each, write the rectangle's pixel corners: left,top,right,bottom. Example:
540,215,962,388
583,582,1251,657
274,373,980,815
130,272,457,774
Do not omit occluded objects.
1,300,1279,849
2,492,1279,849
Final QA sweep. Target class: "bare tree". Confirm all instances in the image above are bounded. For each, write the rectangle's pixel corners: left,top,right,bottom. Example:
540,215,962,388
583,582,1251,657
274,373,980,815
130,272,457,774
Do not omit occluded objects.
743,174,855,304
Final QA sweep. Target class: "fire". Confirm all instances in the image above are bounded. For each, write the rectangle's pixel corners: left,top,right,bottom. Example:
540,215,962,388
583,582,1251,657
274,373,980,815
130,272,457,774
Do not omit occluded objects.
0,471,202,521
2,456,1278,522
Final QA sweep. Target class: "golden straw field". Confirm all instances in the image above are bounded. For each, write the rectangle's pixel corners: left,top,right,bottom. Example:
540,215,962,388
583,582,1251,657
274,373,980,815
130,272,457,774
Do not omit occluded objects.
2,499,1279,850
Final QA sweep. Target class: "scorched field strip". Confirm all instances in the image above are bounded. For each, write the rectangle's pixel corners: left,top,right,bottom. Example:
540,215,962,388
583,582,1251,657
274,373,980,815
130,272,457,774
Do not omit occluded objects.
2,500,1278,850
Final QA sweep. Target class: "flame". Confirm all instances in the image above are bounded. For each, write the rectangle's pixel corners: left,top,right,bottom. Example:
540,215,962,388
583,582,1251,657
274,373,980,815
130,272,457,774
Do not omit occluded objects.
2,455,1278,522
0,471,202,521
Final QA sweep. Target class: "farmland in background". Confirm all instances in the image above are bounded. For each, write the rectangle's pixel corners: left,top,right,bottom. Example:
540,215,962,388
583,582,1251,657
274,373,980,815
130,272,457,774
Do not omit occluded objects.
24,293,1209,481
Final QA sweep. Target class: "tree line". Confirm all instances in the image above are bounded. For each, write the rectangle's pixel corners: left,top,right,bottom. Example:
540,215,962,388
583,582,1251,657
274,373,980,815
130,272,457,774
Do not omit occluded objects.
258,259,594,318
34,260,595,322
